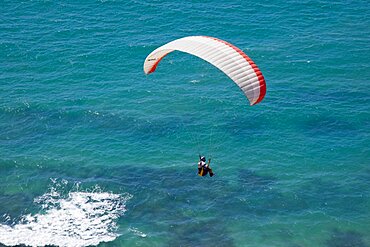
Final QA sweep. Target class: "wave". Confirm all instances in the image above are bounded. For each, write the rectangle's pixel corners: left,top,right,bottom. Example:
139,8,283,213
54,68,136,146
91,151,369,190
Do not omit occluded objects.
0,179,132,247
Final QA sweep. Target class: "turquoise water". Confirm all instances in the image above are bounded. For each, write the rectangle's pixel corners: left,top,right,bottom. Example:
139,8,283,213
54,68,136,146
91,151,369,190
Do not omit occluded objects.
1,0,369,246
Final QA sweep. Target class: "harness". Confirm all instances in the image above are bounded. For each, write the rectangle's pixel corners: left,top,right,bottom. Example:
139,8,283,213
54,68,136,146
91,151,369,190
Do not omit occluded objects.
198,161,208,176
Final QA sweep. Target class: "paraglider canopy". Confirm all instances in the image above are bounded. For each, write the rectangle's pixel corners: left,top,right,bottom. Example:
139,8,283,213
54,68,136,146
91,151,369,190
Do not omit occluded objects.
143,36,266,105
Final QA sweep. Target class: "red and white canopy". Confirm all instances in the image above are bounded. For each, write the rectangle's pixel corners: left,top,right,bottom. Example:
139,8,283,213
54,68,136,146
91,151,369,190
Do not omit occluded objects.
143,36,266,105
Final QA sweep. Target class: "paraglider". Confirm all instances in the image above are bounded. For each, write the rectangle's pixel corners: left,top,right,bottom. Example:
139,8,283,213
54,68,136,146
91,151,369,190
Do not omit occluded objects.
143,36,267,177
198,155,214,177
143,35,266,106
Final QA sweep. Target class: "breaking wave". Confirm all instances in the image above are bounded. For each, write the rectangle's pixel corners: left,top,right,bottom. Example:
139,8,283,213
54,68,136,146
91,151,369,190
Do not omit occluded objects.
0,179,132,247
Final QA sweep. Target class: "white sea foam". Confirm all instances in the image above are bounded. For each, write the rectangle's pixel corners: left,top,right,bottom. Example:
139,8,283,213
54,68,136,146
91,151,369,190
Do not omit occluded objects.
129,227,147,238
0,181,132,247
190,79,200,83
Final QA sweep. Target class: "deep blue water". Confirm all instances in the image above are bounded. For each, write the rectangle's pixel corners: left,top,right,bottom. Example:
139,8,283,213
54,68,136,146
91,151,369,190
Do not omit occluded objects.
1,1,369,246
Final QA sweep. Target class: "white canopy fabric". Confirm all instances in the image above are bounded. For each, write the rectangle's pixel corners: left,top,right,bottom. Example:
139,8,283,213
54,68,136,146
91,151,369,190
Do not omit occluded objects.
144,36,266,105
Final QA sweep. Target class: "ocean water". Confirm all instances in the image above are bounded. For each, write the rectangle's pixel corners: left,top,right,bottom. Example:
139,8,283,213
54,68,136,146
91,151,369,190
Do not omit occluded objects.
1,0,369,246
